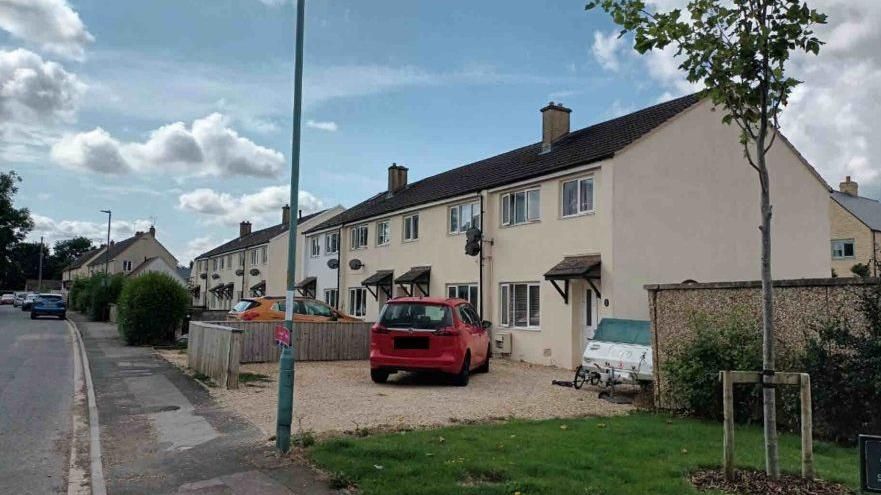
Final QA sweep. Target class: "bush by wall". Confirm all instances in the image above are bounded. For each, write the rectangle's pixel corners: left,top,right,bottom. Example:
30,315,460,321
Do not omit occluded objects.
117,272,189,345
68,273,125,321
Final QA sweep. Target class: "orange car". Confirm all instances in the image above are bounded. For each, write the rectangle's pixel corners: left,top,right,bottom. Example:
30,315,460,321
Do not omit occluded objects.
227,296,360,322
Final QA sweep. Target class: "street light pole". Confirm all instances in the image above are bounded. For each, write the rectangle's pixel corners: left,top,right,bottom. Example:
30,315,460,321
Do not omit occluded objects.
100,210,111,282
276,0,306,454
37,236,44,292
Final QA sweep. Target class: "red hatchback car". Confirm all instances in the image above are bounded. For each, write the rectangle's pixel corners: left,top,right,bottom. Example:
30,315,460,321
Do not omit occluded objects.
369,297,491,386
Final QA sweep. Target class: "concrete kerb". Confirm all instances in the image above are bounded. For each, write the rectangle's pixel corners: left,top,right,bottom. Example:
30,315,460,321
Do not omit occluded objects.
67,319,107,495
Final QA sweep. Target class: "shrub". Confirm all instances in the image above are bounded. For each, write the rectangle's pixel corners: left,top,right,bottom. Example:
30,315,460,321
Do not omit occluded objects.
800,281,881,444
87,273,125,321
117,272,189,345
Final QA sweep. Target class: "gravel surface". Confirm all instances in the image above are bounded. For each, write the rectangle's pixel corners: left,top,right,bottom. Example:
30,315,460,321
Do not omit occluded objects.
156,351,633,437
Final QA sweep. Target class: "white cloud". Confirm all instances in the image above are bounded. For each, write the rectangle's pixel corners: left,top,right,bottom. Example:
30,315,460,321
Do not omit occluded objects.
177,186,326,226
306,120,338,132
50,113,285,178
182,236,216,263
0,0,94,60
591,30,625,72
29,213,153,246
0,48,85,124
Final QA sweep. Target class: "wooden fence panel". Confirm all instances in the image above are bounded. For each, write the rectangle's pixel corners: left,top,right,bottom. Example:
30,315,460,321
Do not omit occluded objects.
187,321,242,389
203,320,371,362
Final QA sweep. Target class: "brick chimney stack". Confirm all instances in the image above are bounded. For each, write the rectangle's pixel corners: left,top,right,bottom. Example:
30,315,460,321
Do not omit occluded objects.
282,204,291,225
541,102,571,153
239,221,252,238
388,163,408,194
839,176,859,196
148,225,155,237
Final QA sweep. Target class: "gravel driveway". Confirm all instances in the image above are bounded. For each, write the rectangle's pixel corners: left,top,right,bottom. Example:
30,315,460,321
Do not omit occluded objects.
158,352,632,437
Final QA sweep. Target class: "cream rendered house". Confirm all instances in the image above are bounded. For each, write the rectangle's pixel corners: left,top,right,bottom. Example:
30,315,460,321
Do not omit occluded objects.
86,227,178,278
829,176,881,277
305,94,831,369
191,205,343,310
62,247,104,290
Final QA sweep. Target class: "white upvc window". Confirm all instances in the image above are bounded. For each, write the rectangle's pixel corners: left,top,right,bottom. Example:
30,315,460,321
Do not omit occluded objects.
325,232,339,254
122,260,133,272
499,282,540,329
831,239,855,259
348,287,367,317
238,252,244,267
501,188,540,226
447,283,479,310
226,254,231,269
261,246,267,264
376,220,390,246
310,237,321,257
250,249,258,266
219,256,225,270
351,224,368,249
561,176,595,217
324,289,339,309
449,201,481,234
403,214,419,241
213,258,219,271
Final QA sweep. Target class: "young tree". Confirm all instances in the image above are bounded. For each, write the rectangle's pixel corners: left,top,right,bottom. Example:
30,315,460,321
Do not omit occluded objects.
0,171,34,288
49,237,95,279
586,0,826,478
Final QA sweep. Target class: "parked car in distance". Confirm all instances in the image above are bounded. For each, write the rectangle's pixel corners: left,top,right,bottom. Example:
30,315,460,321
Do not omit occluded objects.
0,294,14,305
13,292,26,307
227,296,360,322
30,294,66,320
369,297,491,386
21,293,38,311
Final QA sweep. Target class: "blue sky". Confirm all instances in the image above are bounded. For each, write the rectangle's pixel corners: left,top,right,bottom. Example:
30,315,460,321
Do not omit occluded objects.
1,0,879,263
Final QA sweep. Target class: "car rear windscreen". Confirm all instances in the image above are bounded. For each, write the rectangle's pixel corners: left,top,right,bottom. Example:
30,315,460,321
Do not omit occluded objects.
232,300,255,312
379,303,452,330
39,295,62,301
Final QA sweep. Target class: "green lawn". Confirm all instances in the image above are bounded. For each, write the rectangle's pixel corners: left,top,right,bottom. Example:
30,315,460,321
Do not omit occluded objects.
309,413,857,495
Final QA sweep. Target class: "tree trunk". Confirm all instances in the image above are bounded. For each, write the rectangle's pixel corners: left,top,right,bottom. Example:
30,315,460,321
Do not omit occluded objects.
757,130,780,479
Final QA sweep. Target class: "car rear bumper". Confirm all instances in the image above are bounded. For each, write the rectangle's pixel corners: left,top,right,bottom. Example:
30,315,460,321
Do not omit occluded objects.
370,350,463,374
32,308,66,316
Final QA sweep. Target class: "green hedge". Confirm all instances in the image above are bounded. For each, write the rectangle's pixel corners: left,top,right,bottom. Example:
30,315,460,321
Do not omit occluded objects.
68,273,125,321
117,272,189,345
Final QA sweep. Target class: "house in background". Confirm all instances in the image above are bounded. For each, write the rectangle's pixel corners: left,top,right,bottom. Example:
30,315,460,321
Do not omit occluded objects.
190,205,344,310
306,94,831,369
126,257,188,286
829,176,881,277
86,226,178,278
62,247,104,291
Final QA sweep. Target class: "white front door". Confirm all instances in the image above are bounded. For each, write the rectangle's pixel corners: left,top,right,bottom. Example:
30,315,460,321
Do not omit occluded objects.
582,288,598,351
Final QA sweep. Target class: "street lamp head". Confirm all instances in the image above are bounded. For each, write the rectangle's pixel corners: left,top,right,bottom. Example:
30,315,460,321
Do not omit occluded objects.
100,209,111,214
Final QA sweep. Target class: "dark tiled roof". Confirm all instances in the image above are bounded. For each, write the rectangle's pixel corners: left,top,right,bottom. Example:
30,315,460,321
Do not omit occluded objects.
66,248,101,271
308,93,702,232
127,257,158,277
195,210,326,260
544,255,601,280
177,266,191,280
88,234,145,267
832,191,881,231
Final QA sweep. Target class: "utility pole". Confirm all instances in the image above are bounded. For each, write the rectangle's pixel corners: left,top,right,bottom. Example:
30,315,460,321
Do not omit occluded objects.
100,210,111,283
37,236,44,292
276,0,305,454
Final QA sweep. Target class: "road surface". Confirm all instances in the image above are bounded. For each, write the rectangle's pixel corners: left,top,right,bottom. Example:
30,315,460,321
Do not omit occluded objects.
0,305,74,494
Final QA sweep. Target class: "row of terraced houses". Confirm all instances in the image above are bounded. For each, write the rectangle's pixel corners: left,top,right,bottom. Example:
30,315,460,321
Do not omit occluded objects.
190,94,881,369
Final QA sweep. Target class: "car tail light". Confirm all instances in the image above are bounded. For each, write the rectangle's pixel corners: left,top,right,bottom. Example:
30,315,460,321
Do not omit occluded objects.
434,326,458,336
371,324,389,334
242,310,258,321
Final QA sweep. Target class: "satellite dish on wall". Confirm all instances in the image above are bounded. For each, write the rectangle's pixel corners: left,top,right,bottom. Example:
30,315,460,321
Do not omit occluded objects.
211,273,220,279
249,268,261,276
199,273,207,280
348,259,363,270
327,258,339,269
235,269,244,276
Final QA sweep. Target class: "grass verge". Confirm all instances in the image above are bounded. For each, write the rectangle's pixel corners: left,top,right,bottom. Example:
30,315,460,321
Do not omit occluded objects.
309,412,857,495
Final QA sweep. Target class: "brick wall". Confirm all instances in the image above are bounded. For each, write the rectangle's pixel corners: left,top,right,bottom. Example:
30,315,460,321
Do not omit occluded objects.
645,277,875,408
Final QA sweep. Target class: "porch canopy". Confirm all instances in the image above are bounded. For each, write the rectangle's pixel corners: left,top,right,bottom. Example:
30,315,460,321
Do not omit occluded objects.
295,276,317,298
394,266,431,297
222,282,235,299
209,283,225,293
250,280,265,297
543,254,601,304
362,270,394,300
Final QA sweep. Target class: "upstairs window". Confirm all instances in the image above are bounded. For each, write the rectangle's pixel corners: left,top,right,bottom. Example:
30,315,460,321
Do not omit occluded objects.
403,214,419,241
310,237,321,257
122,260,133,272
562,176,595,217
449,201,481,234
351,224,368,249
238,252,244,267
376,220,390,246
501,188,540,226
213,258,218,271
261,246,267,264
325,232,339,254
831,239,855,259
250,249,258,266
219,256,225,270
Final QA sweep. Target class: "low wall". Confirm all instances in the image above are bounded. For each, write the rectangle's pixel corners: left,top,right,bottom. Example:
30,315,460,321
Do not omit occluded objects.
108,303,118,323
207,320,372,363
645,277,875,408
187,321,242,389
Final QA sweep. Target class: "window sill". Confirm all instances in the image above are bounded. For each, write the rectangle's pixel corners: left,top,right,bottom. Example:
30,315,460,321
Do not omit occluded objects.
376,243,390,248
560,210,595,219
402,238,419,243
499,325,541,332
350,246,368,251
832,256,856,260
500,219,541,229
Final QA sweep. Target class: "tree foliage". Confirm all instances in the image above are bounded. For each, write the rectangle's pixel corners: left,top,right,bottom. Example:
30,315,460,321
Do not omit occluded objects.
0,171,34,287
117,272,189,346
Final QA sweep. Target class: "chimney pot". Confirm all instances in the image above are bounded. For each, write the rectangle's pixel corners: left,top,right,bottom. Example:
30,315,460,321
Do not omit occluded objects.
540,102,572,153
839,176,859,196
148,226,155,237
282,204,291,225
298,209,303,219
239,221,252,238
388,163,409,194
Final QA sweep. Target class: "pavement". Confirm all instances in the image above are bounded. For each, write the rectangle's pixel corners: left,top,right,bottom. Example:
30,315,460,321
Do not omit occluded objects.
0,305,74,495
72,313,335,494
